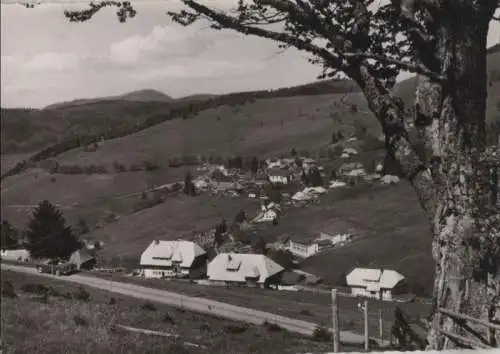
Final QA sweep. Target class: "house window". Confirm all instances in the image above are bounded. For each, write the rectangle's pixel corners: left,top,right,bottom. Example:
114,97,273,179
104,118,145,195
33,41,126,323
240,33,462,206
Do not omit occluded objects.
152,257,172,261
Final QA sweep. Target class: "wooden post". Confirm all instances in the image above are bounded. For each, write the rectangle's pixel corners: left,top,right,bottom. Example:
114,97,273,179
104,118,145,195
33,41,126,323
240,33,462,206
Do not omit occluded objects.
364,299,369,352
331,289,340,352
379,292,383,344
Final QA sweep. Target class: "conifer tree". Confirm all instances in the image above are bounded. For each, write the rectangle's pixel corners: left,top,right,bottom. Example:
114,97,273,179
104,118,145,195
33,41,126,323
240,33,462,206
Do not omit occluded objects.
24,200,81,259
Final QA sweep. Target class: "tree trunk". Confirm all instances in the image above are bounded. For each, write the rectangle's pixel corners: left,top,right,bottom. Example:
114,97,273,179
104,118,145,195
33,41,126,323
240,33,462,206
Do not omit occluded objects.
423,15,500,349
350,6,499,349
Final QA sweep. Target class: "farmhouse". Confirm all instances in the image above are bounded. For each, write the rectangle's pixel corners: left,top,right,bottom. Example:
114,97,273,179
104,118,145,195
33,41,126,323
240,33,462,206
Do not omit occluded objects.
267,168,292,185
346,268,407,300
140,240,207,279
0,249,31,262
207,253,284,288
284,238,331,258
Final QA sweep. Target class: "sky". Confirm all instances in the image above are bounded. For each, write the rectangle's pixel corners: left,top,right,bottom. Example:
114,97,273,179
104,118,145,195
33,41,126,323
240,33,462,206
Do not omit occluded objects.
1,1,500,109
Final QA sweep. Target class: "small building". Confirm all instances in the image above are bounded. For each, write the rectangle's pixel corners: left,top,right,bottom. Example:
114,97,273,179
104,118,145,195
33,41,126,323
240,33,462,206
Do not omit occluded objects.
69,248,96,270
0,249,31,262
207,253,284,288
346,268,406,300
140,240,207,279
318,232,353,247
285,239,320,258
268,168,292,185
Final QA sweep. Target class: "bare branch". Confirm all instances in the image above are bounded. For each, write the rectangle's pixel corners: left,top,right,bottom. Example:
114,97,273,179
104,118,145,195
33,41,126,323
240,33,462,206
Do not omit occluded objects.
178,0,345,68
343,51,445,81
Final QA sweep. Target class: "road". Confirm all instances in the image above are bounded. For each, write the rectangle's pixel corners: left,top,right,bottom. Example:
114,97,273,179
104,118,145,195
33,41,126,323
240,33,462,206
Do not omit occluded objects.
2,263,379,346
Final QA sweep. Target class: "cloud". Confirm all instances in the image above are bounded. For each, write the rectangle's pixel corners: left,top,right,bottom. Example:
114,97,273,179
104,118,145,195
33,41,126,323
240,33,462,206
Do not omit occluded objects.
108,25,212,67
23,52,80,72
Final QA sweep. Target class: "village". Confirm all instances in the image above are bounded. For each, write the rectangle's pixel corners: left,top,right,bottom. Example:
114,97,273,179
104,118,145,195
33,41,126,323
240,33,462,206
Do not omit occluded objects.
1,139,410,304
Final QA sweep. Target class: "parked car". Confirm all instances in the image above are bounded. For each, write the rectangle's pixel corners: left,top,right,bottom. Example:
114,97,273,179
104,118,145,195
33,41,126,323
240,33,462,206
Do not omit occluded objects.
36,259,76,276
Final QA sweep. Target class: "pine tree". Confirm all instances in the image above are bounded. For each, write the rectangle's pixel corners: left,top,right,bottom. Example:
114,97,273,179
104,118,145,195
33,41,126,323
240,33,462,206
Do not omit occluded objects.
77,218,90,235
308,167,323,187
290,148,297,157
24,200,81,260
1,220,19,250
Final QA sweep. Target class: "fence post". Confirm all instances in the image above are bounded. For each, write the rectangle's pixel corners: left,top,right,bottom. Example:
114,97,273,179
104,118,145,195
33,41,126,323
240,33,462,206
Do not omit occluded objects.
331,289,340,353
364,299,369,352
379,292,383,344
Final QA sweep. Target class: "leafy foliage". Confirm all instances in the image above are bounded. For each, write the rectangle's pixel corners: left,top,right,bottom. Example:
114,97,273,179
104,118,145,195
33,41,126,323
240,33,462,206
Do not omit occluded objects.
1,220,19,250
24,200,81,260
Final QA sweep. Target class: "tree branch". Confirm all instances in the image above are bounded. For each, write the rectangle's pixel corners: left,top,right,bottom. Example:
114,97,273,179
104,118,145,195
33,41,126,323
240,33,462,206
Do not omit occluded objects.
347,64,437,214
179,0,345,68
343,51,445,81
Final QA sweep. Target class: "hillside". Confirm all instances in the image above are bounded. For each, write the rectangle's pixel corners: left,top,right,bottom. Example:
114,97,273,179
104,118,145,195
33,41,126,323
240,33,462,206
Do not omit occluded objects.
0,78,359,156
43,89,175,110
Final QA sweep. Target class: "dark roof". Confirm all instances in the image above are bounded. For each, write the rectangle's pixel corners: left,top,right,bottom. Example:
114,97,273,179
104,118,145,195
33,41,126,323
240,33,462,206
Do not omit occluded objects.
268,168,291,177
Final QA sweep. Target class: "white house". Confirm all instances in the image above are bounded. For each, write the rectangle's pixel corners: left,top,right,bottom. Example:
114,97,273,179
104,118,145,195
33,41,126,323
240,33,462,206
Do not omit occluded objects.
285,240,321,258
346,268,406,300
291,191,313,202
254,203,280,223
268,168,292,185
140,240,207,279
207,253,284,288
0,249,31,262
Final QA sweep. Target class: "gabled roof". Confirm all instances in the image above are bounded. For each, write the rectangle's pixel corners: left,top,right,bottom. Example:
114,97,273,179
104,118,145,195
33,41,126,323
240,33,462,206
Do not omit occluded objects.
346,268,405,290
140,240,206,268
207,253,283,283
268,168,291,177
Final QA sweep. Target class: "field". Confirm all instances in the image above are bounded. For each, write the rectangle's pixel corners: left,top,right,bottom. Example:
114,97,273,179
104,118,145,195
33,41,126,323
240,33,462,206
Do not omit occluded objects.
1,269,366,354
80,267,431,341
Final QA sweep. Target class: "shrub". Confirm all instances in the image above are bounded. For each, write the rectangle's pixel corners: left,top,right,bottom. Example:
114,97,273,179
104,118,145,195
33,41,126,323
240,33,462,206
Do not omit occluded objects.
162,312,175,324
142,160,160,171
129,164,143,172
73,315,89,327
109,297,116,305
224,324,249,334
300,309,312,316
73,286,91,302
199,322,212,332
141,302,157,311
21,283,48,295
312,325,332,342
113,161,127,173
1,280,17,298
263,321,283,332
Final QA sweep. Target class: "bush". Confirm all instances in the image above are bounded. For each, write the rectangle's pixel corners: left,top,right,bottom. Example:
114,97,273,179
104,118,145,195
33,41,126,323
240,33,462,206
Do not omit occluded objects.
142,160,160,171
21,283,49,295
73,315,89,327
109,297,116,305
113,161,127,173
224,324,249,334
1,280,17,298
129,164,143,172
312,325,332,342
263,321,283,332
300,309,312,316
162,312,175,324
73,286,91,302
141,302,157,311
